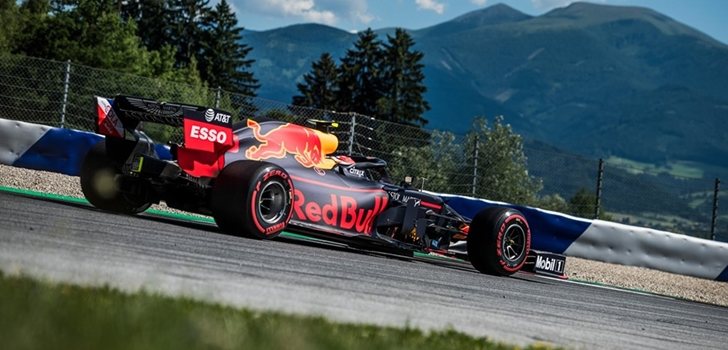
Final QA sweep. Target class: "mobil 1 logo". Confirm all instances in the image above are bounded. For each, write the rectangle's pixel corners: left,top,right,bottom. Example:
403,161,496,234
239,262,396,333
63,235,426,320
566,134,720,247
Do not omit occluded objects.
533,251,566,277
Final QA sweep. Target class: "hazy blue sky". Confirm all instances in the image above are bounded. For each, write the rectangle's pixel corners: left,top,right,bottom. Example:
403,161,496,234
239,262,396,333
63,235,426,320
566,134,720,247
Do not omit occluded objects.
229,0,728,44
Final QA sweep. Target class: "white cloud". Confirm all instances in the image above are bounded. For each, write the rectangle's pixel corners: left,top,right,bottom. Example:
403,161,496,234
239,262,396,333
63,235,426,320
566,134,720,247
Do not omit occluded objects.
415,0,445,14
316,0,374,24
471,0,488,6
236,0,338,25
234,0,374,26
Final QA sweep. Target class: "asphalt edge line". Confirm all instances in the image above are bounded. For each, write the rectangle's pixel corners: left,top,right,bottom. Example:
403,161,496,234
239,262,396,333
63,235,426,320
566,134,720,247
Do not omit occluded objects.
0,185,319,243
0,184,691,302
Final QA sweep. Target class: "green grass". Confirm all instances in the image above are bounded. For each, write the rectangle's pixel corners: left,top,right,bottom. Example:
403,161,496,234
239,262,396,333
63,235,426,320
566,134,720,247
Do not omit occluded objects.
0,272,553,350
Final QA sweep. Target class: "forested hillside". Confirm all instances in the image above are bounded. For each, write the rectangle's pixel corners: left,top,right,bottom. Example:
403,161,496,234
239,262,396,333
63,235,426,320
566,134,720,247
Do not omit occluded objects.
245,2,728,176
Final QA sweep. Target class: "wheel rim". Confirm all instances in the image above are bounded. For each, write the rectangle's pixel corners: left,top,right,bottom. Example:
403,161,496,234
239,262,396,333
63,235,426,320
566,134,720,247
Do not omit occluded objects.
502,223,526,263
258,180,288,224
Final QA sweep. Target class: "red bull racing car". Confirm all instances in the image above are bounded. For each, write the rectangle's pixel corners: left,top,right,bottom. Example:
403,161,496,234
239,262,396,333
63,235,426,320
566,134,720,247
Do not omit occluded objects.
81,95,542,276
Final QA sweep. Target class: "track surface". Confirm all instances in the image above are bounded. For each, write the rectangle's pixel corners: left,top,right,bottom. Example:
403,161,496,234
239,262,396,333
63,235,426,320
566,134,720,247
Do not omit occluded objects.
0,192,726,349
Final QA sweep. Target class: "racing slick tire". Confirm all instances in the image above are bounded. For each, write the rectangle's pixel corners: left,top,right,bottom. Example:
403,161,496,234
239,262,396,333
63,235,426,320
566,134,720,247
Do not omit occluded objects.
467,207,531,276
211,160,293,239
80,141,151,215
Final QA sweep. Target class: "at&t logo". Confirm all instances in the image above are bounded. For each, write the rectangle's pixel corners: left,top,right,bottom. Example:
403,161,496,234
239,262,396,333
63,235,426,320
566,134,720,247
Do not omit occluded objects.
204,108,215,122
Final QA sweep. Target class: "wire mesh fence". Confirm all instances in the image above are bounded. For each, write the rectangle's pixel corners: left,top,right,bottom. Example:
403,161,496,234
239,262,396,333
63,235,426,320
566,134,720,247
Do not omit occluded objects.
0,54,723,240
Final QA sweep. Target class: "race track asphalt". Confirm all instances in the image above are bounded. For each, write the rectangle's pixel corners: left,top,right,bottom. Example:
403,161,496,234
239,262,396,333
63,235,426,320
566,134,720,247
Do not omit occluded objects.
0,191,726,349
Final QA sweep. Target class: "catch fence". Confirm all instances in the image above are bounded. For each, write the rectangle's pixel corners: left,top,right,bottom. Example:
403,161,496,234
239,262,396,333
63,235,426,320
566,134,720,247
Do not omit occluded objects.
0,54,722,240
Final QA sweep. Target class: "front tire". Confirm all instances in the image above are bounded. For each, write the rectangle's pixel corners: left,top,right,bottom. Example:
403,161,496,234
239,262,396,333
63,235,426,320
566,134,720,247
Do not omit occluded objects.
210,160,293,239
467,207,531,276
79,141,151,214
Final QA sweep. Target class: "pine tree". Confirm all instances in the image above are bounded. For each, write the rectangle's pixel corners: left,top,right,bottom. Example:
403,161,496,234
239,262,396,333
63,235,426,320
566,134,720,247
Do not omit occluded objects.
199,0,258,96
121,0,169,51
338,28,384,117
0,0,21,51
167,0,210,68
20,0,48,14
292,53,339,110
379,28,429,127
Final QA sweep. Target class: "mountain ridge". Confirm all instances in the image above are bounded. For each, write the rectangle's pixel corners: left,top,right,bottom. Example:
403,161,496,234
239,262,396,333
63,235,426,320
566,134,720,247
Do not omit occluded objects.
243,2,728,177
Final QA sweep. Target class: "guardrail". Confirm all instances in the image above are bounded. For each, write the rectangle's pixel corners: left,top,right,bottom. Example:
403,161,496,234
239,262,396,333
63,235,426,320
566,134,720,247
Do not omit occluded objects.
2,118,726,282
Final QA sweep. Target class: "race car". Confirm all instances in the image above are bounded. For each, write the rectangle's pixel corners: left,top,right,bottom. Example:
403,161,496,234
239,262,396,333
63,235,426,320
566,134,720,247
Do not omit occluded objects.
81,95,548,277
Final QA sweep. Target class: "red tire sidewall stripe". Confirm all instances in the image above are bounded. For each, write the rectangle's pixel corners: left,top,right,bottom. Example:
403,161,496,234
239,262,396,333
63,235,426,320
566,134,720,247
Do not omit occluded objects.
251,168,293,236
496,213,531,272
250,180,265,233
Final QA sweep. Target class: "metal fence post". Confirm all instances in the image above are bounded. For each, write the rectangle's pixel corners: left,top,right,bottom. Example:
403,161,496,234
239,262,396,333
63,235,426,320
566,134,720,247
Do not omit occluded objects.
214,86,221,108
348,113,356,155
471,135,479,196
711,178,720,240
60,60,71,128
594,158,604,219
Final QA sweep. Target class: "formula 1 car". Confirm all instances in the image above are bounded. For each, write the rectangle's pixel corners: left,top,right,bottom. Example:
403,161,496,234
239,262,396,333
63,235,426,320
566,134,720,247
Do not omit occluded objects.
81,95,536,276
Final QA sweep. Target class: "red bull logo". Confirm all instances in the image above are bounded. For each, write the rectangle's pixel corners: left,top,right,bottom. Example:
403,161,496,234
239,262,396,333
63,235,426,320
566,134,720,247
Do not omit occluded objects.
292,189,389,234
245,119,338,172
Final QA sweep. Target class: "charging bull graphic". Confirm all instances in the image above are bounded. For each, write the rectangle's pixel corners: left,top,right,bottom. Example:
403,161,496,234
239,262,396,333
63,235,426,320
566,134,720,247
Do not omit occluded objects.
245,119,338,173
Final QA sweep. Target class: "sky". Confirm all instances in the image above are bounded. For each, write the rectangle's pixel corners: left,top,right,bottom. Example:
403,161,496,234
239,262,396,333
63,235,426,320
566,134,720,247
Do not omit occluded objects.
228,0,728,45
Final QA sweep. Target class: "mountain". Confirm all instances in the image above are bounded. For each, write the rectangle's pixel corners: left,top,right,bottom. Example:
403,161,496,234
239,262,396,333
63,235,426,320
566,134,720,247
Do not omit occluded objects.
243,2,728,177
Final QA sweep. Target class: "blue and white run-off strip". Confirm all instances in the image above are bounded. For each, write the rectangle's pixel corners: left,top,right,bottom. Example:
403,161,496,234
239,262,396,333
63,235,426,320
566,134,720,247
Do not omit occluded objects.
2,118,727,282
439,194,728,282
0,118,169,175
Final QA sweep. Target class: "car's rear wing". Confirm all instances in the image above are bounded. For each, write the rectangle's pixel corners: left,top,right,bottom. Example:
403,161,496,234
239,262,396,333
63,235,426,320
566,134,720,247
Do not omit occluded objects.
94,95,234,151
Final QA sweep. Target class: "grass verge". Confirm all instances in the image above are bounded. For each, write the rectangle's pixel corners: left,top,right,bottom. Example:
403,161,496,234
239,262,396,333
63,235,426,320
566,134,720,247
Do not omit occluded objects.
0,272,552,350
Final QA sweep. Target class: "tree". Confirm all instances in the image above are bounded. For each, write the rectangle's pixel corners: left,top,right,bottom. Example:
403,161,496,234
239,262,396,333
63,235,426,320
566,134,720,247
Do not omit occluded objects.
338,28,384,117
567,187,612,220
568,188,595,218
464,116,542,204
12,0,202,85
167,0,210,68
0,0,20,52
18,0,164,75
199,0,258,96
121,0,169,51
379,28,429,127
538,194,569,213
292,53,339,110
387,130,459,192
21,0,48,14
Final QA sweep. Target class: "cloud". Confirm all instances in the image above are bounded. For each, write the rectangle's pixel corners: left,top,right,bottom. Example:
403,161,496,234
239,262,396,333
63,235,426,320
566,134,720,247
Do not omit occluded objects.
415,0,445,14
234,0,374,26
235,0,336,25
471,0,488,6
317,0,374,24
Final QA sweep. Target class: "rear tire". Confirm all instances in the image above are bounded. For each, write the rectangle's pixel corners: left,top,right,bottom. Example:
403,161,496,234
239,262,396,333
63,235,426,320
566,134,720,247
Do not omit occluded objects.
79,141,151,214
467,207,531,276
210,160,293,239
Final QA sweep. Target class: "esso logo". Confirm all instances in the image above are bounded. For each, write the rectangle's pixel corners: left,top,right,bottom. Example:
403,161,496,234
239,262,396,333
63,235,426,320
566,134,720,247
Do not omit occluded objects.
190,125,227,144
